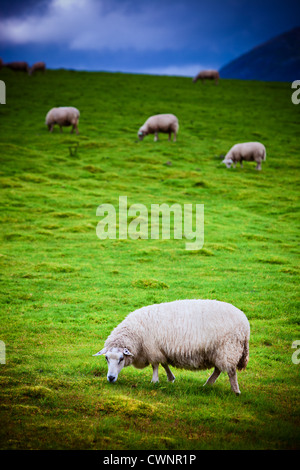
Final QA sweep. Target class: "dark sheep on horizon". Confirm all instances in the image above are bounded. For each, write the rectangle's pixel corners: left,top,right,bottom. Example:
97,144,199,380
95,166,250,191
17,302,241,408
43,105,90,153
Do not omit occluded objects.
5,61,29,73
193,70,219,85
29,61,46,75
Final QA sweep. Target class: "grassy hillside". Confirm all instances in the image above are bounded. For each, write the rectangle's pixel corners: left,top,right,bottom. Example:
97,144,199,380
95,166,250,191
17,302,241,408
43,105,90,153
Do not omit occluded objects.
0,68,299,450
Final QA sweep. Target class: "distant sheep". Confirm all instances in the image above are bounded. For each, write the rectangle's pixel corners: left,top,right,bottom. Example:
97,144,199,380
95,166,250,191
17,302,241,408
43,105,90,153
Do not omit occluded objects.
45,107,80,134
138,114,179,142
222,142,266,170
193,70,219,85
29,61,46,75
5,61,29,73
93,299,250,395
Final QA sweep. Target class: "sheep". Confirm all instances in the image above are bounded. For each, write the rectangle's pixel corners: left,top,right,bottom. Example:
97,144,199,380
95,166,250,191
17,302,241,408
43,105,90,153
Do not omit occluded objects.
93,299,250,395
5,61,29,73
222,142,266,171
193,70,219,85
45,106,80,134
29,61,46,75
138,114,179,142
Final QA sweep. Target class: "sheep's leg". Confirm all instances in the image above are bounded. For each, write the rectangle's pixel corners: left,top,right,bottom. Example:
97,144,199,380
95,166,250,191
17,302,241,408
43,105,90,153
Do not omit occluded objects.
173,132,177,142
151,364,159,383
204,367,221,386
233,162,236,169
162,363,175,382
48,124,53,133
168,132,171,141
228,369,241,395
154,132,158,142
256,161,262,171
240,161,243,168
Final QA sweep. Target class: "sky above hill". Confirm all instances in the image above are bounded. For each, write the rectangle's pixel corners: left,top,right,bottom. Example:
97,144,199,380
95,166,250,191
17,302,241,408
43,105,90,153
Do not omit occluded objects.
0,0,299,76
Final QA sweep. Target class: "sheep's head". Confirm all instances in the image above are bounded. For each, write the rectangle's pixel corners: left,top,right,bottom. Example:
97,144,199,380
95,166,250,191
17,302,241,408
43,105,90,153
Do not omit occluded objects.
137,130,146,140
222,158,233,169
93,347,134,383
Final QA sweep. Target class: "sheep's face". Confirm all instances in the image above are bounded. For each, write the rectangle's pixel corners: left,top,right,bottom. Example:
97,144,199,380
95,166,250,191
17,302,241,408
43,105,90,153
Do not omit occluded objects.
138,130,145,141
93,347,134,383
222,158,233,169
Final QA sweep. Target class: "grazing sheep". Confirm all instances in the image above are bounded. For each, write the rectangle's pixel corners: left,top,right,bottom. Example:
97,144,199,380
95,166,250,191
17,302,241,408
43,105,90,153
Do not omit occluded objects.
222,142,266,171
193,70,219,85
29,61,46,75
5,61,29,73
93,299,250,395
45,106,80,134
138,114,179,142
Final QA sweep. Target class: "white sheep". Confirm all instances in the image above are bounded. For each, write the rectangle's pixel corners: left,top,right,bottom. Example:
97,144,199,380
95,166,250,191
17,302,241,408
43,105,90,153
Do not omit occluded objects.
138,114,179,142
193,70,219,85
45,107,80,134
222,142,266,170
93,299,250,395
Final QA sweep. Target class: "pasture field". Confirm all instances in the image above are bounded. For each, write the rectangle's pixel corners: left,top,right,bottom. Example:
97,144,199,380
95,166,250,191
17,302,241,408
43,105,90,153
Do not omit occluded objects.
0,68,299,450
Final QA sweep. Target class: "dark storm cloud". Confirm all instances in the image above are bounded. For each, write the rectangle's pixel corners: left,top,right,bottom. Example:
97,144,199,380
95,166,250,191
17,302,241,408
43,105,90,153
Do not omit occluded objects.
0,0,299,75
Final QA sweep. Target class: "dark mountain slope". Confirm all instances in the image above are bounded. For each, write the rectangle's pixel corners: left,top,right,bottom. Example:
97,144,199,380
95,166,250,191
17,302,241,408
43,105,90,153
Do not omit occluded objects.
220,27,300,81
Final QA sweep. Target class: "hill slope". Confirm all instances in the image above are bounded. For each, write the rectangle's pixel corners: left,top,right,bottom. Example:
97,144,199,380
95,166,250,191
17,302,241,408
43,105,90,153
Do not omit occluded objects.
220,27,300,81
0,69,299,450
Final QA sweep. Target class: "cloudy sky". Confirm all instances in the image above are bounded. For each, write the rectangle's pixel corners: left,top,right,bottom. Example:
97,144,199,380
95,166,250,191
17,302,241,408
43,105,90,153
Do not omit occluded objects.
0,0,299,76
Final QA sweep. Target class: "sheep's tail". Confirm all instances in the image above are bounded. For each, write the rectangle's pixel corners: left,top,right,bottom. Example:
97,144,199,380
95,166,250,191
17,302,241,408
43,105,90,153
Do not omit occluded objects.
237,340,249,371
263,148,267,161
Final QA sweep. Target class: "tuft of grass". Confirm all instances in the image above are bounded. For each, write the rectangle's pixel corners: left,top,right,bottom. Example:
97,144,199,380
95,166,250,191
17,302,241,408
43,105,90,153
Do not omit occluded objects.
132,279,169,289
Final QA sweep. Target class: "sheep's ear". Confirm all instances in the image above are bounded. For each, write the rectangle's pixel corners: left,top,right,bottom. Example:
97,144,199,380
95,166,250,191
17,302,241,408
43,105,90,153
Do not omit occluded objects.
93,348,106,356
123,348,134,357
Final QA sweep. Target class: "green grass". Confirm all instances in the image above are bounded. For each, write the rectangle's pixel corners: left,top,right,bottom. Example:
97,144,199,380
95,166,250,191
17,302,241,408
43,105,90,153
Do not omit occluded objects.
0,68,299,450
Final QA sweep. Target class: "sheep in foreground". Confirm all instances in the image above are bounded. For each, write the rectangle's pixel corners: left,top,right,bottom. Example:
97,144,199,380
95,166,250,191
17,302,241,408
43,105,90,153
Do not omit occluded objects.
193,70,219,85
222,142,266,170
29,61,46,75
45,106,80,134
138,114,179,142
93,299,250,395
